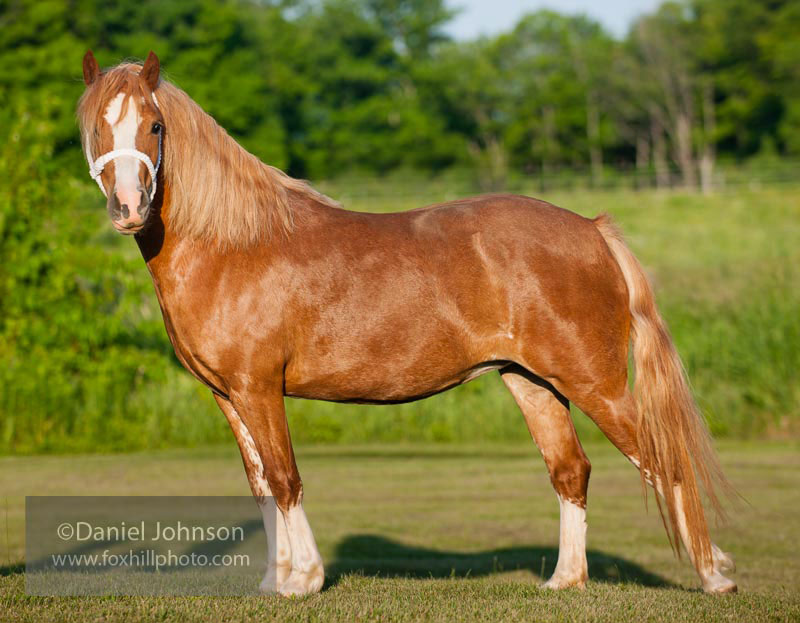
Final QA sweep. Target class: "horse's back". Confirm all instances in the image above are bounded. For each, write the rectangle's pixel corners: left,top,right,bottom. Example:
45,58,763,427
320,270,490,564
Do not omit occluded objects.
294,193,611,270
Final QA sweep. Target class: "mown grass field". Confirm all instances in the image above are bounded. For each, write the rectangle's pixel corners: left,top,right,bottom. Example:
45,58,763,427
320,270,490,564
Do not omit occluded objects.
1,439,798,621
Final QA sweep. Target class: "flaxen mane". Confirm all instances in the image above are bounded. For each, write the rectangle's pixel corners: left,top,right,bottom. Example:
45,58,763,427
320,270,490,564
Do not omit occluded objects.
78,62,339,247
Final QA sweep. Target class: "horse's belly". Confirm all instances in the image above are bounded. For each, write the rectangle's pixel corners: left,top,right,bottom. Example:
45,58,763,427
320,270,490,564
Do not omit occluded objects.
283,355,507,404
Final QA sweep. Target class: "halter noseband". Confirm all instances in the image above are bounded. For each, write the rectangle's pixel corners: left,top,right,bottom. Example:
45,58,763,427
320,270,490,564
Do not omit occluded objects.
86,93,163,202
87,131,162,201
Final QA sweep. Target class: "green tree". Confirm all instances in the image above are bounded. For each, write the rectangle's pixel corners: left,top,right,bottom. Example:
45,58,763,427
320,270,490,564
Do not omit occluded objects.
415,39,510,189
364,0,455,59
494,11,616,184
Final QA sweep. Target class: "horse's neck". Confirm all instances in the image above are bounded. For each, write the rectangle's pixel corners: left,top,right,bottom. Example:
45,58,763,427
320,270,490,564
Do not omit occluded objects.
136,217,180,310
135,184,198,300
135,182,325,294
134,184,281,296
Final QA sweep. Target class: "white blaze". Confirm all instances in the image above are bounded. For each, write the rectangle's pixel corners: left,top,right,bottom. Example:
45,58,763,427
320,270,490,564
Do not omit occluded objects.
103,93,142,192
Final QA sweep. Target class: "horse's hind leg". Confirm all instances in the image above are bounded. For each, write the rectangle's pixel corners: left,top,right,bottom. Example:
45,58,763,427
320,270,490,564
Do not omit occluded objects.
501,366,590,589
574,388,736,593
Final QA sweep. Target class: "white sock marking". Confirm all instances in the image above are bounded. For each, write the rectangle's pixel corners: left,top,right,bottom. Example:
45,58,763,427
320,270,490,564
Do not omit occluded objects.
283,505,323,574
280,504,324,594
545,495,587,587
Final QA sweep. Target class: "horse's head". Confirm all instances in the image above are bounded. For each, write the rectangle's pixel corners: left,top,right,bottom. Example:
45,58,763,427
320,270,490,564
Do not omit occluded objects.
80,50,164,235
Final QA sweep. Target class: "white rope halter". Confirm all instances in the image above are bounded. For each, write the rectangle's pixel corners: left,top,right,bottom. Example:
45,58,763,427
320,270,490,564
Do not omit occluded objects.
87,130,162,201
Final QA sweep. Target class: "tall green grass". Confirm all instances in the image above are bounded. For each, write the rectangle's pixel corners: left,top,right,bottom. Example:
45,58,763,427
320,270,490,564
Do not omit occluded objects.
1,119,797,454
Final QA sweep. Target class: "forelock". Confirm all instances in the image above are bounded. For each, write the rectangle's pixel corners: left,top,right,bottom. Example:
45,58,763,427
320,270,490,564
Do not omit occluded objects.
78,63,148,135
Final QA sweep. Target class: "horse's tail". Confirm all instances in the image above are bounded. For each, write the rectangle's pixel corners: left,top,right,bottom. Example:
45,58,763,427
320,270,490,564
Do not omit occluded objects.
594,213,732,567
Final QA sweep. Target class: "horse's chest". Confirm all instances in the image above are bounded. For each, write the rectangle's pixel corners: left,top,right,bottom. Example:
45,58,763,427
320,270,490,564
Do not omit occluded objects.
146,276,227,391
158,272,286,387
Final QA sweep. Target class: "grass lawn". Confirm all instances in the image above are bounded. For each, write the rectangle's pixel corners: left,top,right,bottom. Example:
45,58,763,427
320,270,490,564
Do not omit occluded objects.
1,438,798,621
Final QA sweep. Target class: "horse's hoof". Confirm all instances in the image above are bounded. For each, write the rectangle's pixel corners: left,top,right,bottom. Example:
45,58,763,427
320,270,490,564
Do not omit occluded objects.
259,563,292,594
542,574,587,590
703,572,738,594
278,565,324,597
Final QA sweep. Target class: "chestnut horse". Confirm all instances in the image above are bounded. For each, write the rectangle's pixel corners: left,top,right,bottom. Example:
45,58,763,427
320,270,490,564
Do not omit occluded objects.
77,51,737,595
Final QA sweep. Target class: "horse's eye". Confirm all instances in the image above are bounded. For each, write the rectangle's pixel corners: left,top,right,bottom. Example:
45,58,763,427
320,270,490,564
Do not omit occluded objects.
151,122,162,135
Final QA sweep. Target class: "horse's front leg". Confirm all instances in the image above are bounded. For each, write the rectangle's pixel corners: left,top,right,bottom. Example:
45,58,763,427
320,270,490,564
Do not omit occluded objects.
228,386,324,597
213,394,292,593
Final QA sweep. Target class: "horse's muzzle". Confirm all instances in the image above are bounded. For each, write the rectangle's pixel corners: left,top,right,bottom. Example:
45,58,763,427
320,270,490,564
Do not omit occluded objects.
108,185,150,234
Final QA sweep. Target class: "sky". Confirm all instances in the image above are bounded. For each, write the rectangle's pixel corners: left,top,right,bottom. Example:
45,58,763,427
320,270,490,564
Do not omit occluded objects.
444,0,664,40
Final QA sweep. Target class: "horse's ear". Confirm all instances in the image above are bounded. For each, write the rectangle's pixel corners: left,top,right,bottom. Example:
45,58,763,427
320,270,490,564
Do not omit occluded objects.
141,51,160,90
83,50,100,86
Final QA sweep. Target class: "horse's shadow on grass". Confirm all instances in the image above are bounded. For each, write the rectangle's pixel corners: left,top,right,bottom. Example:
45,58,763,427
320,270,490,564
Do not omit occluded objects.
326,534,673,588
3,534,674,590
0,563,23,577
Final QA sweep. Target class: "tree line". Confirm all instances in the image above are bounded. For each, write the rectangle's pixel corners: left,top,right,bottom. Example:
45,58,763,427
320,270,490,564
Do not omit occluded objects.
1,0,798,190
